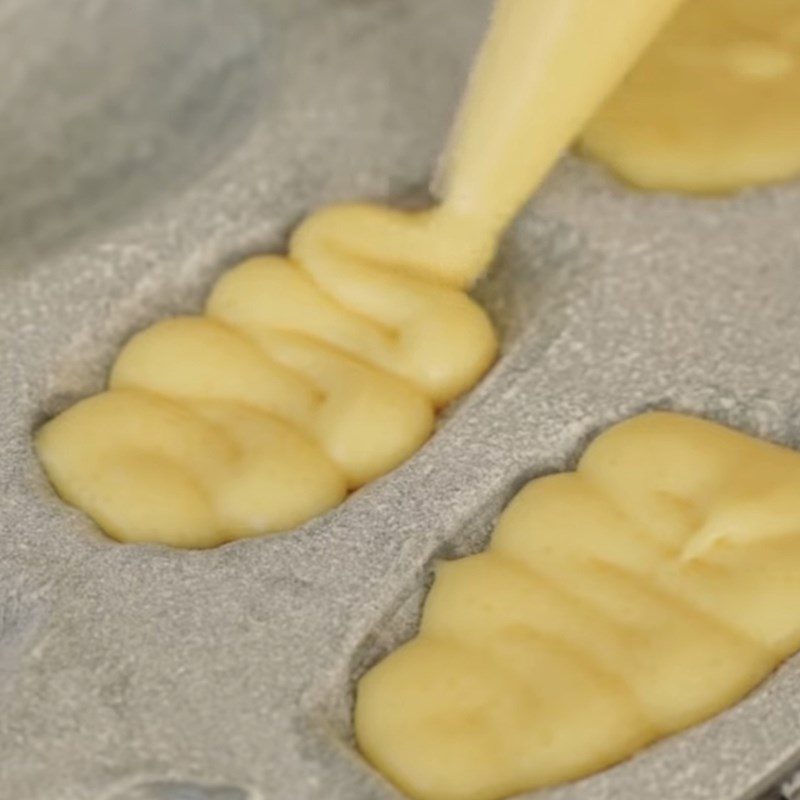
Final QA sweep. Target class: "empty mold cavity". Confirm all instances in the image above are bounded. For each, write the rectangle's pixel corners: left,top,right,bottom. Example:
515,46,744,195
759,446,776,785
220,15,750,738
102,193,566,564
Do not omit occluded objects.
0,0,271,276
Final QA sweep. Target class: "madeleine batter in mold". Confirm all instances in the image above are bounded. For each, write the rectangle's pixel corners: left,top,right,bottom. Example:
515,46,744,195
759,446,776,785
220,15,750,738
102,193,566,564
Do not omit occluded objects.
38,0,683,547
356,413,800,800
582,0,800,192
37,207,498,547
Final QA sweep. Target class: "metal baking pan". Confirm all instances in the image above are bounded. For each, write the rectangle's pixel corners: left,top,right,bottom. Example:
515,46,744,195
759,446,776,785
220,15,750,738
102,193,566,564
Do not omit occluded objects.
2,1,800,798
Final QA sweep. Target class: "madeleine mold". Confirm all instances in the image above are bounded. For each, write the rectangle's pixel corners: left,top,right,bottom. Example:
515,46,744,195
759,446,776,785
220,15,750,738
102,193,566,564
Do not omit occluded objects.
2,1,800,800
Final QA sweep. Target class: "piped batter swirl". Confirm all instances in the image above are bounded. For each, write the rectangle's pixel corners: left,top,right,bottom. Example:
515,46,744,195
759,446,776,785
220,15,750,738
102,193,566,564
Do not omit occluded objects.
356,413,800,800
36,205,498,547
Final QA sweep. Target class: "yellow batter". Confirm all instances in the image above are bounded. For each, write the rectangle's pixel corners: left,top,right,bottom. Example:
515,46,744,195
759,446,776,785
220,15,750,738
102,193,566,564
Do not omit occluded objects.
582,0,800,192
38,0,684,547
438,0,686,227
37,206,497,547
356,412,800,800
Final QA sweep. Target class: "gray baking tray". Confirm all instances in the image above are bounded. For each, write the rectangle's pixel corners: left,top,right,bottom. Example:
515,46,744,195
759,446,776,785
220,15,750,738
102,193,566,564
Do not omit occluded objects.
2,1,800,799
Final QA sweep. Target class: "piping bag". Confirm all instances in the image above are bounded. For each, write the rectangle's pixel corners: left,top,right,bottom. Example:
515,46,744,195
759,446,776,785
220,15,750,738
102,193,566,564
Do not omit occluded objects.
433,0,687,283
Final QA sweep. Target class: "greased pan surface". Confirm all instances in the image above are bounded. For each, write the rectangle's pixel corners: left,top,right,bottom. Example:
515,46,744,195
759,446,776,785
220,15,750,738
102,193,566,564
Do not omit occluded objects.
1,1,800,799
